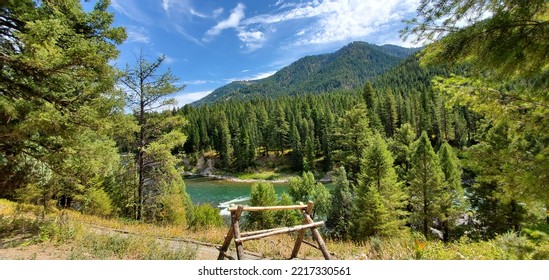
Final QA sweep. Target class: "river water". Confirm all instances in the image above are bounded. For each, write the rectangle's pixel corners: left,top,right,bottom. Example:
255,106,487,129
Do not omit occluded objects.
184,176,290,207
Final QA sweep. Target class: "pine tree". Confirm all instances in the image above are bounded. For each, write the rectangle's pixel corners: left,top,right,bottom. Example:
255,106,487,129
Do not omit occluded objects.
218,113,232,168
289,120,304,171
332,104,372,181
390,123,417,183
120,53,187,221
275,192,302,227
273,105,290,155
325,167,354,240
362,82,383,132
408,131,444,238
437,142,465,241
288,171,330,218
248,183,277,229
353,134,407,239
0,0,126,206
304,137,315,171
404,0,549,220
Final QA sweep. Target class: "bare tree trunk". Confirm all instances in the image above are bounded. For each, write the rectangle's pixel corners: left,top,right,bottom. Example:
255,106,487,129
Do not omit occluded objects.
137,76,145,221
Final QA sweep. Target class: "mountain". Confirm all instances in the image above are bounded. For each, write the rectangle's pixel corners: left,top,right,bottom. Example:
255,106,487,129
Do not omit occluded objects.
192,42,420,106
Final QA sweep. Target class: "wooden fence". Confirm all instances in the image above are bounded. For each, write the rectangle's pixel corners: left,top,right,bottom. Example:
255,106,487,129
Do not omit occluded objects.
217,201,331,260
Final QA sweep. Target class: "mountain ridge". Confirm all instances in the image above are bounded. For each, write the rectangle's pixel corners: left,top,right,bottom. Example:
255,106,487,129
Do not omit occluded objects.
192,42,420,106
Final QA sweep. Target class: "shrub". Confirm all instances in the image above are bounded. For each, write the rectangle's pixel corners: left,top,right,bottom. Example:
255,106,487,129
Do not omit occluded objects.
189,204,223,230
82,188,113,217
247,183,277,229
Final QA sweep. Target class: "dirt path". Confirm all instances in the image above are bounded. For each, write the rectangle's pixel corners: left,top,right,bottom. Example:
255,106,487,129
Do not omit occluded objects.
0,223,263,260
87,224,263,260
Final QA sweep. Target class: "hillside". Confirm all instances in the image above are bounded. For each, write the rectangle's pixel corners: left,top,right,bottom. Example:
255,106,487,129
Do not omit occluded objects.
192,42,419,105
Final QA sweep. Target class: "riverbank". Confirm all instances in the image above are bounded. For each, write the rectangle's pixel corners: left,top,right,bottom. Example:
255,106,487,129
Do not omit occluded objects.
183,171,332,184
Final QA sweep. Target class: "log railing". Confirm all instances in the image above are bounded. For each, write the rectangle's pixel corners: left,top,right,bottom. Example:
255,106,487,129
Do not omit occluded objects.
217,201,331,260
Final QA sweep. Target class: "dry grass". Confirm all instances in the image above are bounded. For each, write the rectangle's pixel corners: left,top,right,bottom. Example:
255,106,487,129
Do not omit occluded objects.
3,199,547,260
0,200,196,260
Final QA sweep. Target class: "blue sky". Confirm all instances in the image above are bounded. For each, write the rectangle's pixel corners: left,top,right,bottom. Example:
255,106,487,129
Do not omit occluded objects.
104,0,422,106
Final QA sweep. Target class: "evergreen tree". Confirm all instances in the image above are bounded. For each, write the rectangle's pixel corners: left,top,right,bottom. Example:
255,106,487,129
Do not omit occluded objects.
404,0,549,223
362,82,383,132
390,123,417,183
325,167,354,240
408,131,444,238
247,182,277,229
304,137,315,171
353,134,407,239
218,113,232,168
289,120,304,171
272,105,290,155
0,0,126,207
121,53,188,222
437,142,465,241
332,104,372,181
319,110,335,171
288,172,331,218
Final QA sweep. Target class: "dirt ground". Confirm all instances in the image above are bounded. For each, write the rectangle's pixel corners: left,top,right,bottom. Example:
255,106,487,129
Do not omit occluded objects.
0,243,71,260
0,224,262,260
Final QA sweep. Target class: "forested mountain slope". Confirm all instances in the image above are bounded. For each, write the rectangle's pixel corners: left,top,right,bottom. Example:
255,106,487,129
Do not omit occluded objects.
192,42,419,105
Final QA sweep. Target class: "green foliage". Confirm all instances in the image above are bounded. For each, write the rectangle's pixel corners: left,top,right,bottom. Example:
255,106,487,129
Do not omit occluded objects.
332,104,372,180
353,134,408,239
275,192,302,227
437,142,466,241
0,0,126,208
247,183,277,229
326,167,353,240
408,131,444,238
189,204,223,230
120,52,191,222
405,0,549,236
390,123,417,183
81,188,113,218
403,0,548,81
288,171,331,218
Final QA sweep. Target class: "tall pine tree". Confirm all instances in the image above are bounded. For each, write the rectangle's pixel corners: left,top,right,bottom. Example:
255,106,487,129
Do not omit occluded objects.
437,142,465,241
408,131,444,238
353,134,407,239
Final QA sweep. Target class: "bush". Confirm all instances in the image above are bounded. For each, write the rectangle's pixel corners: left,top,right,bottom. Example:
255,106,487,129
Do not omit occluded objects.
82,188,113,217
189,204,223,230
156,193,187,226
247,183,277,229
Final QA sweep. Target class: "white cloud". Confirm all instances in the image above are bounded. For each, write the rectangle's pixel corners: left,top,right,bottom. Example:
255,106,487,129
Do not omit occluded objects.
162,0,170,12
242,0,420,46
172,91,212,106
224,71,277,83
237,30,266,51
190,8,208,18
111,0,151,24
126,26,150,43
183,80,213,85
205,3,246,38
212,8,224,18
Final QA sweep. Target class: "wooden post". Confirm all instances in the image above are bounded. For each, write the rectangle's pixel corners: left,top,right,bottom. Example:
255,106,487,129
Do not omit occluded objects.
233,205,245,260
236,222,324,243
290,202,313,259
217,215,235,259
302,207,331,260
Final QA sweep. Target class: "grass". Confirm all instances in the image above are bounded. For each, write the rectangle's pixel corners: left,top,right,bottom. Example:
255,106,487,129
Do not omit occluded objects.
232,171,297,181
0,200,196,260
2,199,548,260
